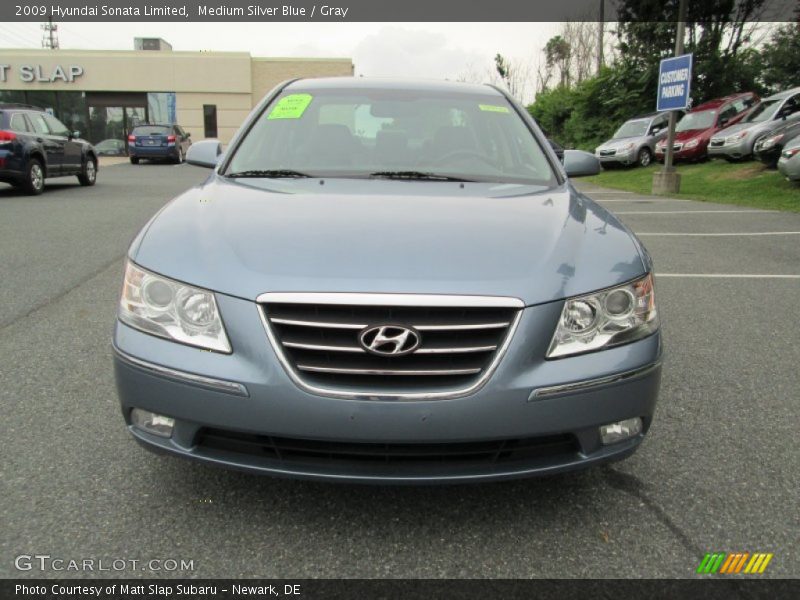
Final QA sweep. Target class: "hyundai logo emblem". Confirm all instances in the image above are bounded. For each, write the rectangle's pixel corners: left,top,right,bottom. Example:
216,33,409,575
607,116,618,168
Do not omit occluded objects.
359,325,421,356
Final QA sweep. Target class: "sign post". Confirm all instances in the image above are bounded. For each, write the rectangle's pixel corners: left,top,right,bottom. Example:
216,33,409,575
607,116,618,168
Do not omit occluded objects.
652,0,689,195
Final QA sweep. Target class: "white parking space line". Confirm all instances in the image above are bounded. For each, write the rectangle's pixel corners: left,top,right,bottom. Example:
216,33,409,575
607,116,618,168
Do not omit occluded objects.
638,231,800,236
615,210,776,215
594,198,688,202
657,273,800,279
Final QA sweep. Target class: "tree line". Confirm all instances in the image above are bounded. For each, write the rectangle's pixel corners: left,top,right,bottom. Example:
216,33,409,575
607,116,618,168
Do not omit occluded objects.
522,0,800,151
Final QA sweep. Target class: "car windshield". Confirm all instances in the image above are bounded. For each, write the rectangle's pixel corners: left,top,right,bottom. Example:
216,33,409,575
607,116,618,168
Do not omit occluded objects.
676,110,717,132
132,125,171,136
225,87,558,186
745,99,780,123
613,119,649,138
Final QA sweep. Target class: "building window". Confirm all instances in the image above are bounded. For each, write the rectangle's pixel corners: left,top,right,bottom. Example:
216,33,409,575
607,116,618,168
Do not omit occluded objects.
203,104,217,138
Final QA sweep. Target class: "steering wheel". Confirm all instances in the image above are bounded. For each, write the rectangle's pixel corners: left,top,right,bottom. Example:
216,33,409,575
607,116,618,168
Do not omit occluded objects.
431,150,497,168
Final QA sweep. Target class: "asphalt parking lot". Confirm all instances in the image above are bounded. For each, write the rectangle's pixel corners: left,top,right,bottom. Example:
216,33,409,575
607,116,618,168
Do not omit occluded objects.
1,163,798,579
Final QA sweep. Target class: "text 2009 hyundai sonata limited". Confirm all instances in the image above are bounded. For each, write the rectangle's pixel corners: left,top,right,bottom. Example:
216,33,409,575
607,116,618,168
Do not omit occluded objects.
113,78,662,483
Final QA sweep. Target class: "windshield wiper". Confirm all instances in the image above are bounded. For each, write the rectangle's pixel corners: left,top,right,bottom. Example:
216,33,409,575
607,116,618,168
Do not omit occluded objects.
368,171,473,182
225,169,312,179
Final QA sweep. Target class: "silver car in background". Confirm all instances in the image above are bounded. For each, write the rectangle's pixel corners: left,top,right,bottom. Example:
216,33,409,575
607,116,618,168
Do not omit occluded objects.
778,139,800,181
709,87,800,161
594,112,671,168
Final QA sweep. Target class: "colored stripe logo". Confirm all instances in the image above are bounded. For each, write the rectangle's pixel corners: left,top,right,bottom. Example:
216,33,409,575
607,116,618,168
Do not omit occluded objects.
697,552,773,574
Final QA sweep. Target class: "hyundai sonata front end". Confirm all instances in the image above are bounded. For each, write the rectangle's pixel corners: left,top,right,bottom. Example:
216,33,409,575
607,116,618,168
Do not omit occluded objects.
113,78,662,483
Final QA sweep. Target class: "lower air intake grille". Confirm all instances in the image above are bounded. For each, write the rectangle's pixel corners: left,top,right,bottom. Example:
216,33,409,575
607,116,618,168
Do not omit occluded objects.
259,295,521,398
197,428,579,468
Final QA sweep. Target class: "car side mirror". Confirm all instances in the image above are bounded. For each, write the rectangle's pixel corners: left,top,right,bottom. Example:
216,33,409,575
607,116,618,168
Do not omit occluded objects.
563,150,601,177
719,118,729,128
69,131,80,139
186,139,222,168
651,127,662,135
185,132,191,137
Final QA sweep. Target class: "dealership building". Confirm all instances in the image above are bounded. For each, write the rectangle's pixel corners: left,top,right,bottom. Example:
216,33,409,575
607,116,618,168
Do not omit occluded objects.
0,39,353,153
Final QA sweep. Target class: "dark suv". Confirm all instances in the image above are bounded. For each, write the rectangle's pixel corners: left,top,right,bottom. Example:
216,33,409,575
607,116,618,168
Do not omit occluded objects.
0,104,98,195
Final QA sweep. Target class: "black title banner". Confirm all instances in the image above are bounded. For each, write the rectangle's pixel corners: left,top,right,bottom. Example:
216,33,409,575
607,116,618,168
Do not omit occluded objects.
4,579,800,600
3,0,799,22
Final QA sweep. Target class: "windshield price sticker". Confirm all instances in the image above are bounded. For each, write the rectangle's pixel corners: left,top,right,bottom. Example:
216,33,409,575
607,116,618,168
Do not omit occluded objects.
479,104,510,114
267,94,313,120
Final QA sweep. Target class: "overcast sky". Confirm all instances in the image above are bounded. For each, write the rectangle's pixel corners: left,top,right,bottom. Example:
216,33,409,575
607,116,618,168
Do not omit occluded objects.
0,22,561,101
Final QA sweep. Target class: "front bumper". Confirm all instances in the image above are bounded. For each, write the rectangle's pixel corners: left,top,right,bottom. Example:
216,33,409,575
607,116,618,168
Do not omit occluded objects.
655,144,705,161
707,138,750,159
113,293,663,483
596,150,636,165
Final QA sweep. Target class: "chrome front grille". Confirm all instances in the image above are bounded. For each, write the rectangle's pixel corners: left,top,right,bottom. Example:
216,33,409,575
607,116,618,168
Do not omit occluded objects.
599,149,616,156
258,293,522,399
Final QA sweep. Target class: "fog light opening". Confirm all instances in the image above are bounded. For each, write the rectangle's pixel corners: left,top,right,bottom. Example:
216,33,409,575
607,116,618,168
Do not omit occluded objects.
131,408,175,438
599,417,642,445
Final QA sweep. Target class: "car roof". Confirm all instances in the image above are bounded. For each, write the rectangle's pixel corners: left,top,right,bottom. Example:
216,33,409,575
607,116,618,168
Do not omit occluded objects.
628,111,668,120
0,103,44,111
689,92,754,112
764,86,800,100
285,77,504,97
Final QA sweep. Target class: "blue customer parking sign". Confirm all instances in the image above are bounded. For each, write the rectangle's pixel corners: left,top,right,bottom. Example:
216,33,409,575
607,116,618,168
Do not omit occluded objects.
657,53,693,111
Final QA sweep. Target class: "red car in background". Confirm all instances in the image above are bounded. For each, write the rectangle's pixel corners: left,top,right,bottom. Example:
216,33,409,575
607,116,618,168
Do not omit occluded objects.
655,92,758,162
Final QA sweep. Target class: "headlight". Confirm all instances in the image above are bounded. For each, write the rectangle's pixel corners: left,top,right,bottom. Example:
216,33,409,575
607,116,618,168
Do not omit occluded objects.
547,273,658,359
118,261,232,353
684,138,699,149
759,135,782,150
726,131,748,143
783,147,799,159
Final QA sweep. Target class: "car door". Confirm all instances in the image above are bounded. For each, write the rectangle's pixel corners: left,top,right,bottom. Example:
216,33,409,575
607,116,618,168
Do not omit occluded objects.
26,112,63,175
648,115,669,146
175,125,191,154
44,113,82,174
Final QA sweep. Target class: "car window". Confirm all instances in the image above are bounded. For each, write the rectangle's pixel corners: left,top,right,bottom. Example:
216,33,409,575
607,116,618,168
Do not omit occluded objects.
227,89,558,186
718,105,737,124
613,119,649,138
132,125,171,136
28,113,50,135
778,95,800,117
746,99,781,123
43,114,70,137
676,110,717,132
9,113,30,133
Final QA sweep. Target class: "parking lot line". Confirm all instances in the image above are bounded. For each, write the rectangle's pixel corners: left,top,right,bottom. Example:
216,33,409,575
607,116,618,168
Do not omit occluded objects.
615,210,775,215
638,231,800,236
595,198,689,202
657,273,800,279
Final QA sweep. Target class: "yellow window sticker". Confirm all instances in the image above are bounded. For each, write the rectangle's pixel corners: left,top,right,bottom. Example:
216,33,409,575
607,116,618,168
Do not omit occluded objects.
479,104,510,114
267,94,313,120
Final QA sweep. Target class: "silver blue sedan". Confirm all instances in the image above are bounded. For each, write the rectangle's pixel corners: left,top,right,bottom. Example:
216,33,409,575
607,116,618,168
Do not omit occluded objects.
113,78,662,483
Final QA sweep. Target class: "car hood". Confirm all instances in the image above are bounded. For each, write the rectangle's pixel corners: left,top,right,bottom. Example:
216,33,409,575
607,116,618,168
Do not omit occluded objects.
667,129,711,142
131,177,647,306
597,136,645,151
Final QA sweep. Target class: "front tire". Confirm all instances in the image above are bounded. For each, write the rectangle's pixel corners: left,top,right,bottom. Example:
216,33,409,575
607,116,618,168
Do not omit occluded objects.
174,147,184,164
78,156,97,186
637,147,652,167
22,158,45,195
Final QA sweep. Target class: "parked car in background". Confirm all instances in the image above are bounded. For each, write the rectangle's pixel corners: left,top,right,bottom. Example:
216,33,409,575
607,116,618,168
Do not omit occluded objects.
655,92,758,162
777,139,800,181
128,124,192,164
113,78,661,484
595,112,672,167
753,119,800,168
0,103,98,195
94,138,127,156
709,87,800,161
